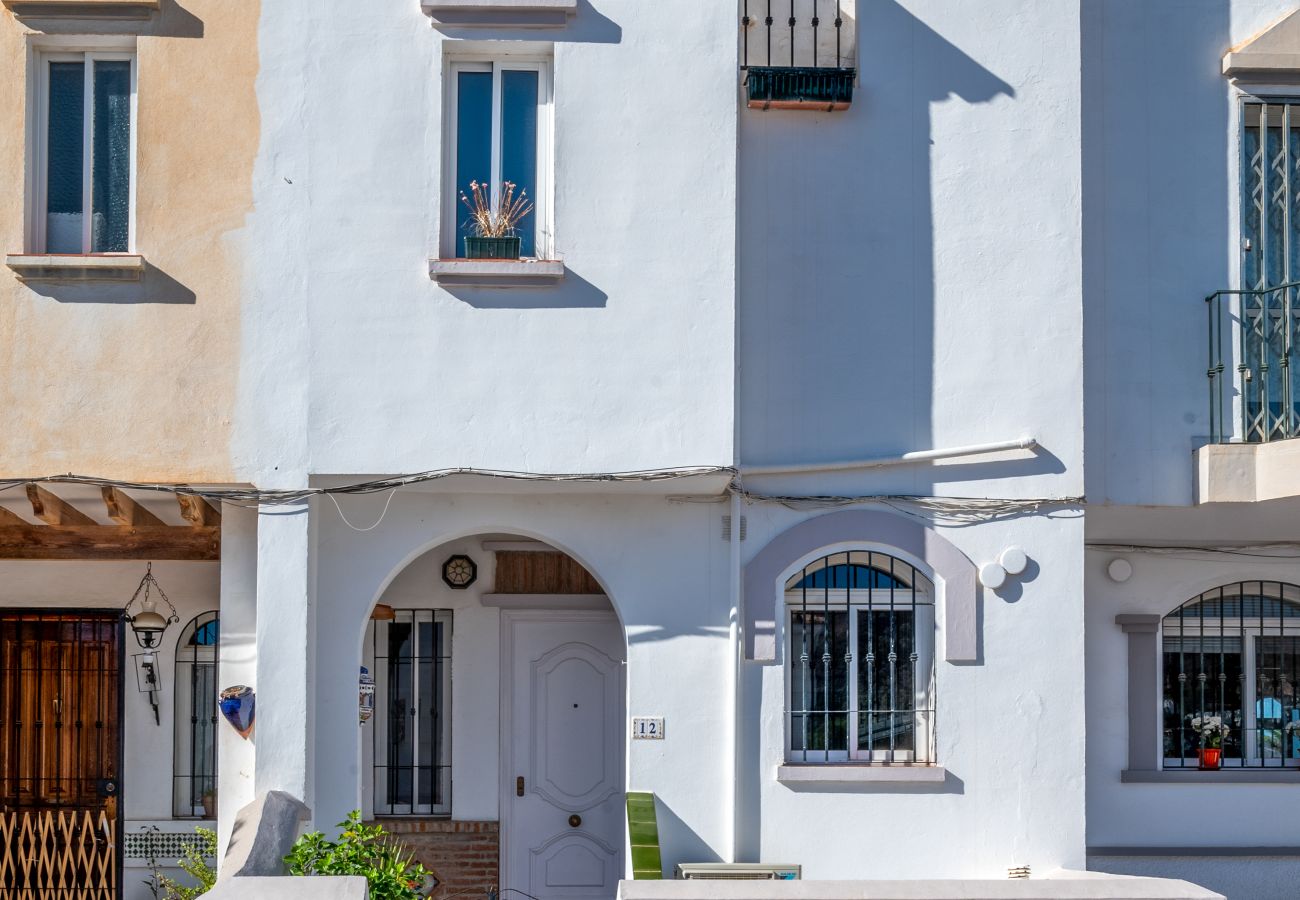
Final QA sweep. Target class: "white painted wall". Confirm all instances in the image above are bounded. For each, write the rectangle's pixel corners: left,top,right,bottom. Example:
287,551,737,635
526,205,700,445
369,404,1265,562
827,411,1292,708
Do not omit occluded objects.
234,0,737,484
1081,0,1300,506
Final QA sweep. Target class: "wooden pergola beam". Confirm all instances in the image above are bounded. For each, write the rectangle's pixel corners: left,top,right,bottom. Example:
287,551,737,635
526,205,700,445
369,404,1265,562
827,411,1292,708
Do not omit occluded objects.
177,494,221,527
0,525,220,561
26,484,96,526
101,486,165,527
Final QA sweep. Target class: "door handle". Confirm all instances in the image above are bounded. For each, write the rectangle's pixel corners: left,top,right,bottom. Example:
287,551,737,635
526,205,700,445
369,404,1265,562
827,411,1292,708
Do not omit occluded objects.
516,776,525,797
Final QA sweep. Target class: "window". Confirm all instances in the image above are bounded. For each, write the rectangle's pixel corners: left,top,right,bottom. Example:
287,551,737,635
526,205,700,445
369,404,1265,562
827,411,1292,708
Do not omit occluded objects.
31,49,136,254
173,612,219,818
1162,582,1300,768
446,59,551,259
368,610,452,815
784,551,936,763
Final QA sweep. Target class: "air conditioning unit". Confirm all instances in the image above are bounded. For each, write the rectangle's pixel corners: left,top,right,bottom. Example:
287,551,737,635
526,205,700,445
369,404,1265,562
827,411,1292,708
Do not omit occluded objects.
675,863,801,881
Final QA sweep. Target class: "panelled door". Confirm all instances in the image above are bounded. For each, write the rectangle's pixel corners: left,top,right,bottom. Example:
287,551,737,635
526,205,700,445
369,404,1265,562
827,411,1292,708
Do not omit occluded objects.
503,610,625,899
0,611,123,900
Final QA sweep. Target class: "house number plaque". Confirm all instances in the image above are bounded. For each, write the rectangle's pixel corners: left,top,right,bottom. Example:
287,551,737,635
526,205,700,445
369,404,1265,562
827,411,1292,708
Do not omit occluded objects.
631,717,664,740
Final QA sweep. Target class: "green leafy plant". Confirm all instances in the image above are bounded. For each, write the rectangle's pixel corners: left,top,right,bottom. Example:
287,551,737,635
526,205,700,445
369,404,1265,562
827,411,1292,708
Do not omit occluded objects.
159,828,218,900
285,811,431,900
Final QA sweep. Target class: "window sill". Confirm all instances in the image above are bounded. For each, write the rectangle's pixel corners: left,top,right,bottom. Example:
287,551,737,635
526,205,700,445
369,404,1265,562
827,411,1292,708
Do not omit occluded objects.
429,258,564,287
1122,769,1300,784
7,254,145,282
777,764,947,785
2,0,159,20
422,0,576,28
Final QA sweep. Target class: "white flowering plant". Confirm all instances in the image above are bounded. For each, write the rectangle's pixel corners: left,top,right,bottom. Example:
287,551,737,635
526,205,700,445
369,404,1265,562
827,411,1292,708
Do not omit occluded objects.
1189,714,1230,749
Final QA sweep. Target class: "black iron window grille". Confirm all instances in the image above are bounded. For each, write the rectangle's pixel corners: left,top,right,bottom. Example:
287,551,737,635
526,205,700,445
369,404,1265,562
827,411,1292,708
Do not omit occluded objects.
173,612,218,818
369,610,452,816
740,0,857,110
785,551,936,764
1162,583,1300,768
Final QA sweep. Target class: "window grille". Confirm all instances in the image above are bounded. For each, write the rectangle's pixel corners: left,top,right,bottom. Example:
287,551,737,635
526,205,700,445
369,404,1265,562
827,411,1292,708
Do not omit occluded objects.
369,610,452,816
784,551,936,764
173,612,218,818
1162,582,1300,768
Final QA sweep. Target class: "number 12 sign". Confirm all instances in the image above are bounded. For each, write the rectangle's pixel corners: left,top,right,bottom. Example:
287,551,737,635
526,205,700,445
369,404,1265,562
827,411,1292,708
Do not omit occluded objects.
631,717,665,740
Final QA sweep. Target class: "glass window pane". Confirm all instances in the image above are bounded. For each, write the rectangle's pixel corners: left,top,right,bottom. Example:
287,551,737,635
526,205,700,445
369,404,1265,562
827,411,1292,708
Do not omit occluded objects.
92,60,131,253
455,71,492,258
46,62,85,254
1256,636,1300,760
386,621,414,806
501,70,539,258
1162,636,1243,760
417,621,434,807
789,611,848,753
859,610,915,753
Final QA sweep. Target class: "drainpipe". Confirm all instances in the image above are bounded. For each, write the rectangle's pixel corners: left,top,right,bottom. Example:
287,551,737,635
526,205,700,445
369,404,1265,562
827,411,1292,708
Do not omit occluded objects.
726,490,742,863
739,437,1038,477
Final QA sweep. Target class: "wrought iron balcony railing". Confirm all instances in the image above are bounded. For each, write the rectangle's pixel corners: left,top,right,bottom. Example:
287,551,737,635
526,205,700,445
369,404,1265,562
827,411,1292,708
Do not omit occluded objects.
740,1,857,111
1207,282,1300,443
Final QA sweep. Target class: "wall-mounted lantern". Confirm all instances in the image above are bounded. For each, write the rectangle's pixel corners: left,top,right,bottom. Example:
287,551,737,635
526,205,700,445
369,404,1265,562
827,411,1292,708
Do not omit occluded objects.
124,562,180,650
442,554,477,589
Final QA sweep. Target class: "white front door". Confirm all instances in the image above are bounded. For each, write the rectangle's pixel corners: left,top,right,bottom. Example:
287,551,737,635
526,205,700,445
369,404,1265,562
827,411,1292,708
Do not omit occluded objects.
502,610,625,899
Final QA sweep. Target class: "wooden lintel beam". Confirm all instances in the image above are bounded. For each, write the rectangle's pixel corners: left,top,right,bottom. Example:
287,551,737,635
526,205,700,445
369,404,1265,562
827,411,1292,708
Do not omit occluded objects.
177,494,221,527
101,486,165,527
26,484,96,526
0,525,220,561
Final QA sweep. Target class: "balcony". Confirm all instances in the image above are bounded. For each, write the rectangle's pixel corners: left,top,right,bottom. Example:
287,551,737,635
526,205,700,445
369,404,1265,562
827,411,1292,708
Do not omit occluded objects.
1198,283,1300,503
740,1,857,111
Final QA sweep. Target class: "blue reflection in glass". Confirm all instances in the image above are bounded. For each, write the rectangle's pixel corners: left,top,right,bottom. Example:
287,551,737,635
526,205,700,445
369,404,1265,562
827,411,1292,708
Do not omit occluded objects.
92,61,131,253
46,62,85,253
455,71,492,258
501,70,539,258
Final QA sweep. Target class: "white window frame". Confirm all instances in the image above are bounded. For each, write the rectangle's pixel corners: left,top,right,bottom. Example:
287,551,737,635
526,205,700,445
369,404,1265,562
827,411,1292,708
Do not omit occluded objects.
442,56,553,260
367,609,454,817
27,45,138,255
1160,618,1300,769
783,588,936,764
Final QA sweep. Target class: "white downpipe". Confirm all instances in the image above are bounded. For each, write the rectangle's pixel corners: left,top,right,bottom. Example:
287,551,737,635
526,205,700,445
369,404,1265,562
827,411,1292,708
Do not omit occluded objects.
739,437,1038,477
725,490,742,863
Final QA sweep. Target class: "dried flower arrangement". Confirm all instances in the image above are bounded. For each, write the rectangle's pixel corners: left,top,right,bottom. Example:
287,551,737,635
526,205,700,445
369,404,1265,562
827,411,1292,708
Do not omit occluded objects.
459,181,533,238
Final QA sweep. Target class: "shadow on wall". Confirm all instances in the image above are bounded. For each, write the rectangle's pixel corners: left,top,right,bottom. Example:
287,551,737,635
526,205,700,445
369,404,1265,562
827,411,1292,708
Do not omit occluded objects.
17,264,197,304
444,267,608,309
1080,0,1230,506
735,0,1013,858
738,0,1015,495
654,795,720,876
15,0,204,38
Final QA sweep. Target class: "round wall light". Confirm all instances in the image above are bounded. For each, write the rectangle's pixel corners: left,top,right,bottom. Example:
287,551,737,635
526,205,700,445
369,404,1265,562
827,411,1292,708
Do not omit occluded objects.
1107,558,1133,583
979,562,1008,590
999,546,1029,576
442,554,478,590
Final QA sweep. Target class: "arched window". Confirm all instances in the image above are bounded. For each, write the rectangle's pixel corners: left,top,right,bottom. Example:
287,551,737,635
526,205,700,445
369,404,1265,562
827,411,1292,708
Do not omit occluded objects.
173,612,219,817
784,550,936,763
1163,582,1300,768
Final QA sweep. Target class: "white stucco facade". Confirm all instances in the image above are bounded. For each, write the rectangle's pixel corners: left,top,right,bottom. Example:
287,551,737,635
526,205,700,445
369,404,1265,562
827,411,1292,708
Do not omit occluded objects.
6,1,1300,899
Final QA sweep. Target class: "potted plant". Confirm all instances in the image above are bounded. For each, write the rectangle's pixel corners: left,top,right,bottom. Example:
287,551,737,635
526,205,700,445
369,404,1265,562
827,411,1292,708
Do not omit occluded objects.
201,788,217,819
460,180,534,260
1190,714,1229,769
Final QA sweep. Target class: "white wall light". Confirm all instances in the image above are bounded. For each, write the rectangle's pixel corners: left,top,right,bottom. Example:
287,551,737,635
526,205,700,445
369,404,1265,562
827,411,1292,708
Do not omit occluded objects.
1107,558,1133,583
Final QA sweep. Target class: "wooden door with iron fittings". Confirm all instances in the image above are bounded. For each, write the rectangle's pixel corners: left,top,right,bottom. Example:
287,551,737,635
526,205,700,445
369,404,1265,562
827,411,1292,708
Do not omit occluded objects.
0,611,124,900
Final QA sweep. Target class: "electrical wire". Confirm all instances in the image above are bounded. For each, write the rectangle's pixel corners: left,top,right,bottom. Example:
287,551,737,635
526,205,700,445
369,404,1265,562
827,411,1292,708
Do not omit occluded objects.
1088,542,1300,560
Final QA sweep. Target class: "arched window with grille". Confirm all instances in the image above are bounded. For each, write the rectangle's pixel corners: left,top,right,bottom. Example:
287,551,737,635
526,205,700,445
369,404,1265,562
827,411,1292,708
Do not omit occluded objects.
1163,582,1300,768
173,612,219,817
784,550,936,763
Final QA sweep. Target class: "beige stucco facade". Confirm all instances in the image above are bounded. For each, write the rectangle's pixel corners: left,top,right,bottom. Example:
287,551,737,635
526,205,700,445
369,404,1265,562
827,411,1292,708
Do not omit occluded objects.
0,0,258,482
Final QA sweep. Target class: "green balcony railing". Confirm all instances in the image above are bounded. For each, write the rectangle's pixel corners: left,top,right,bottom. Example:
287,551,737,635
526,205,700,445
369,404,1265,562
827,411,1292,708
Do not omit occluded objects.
1207,282,1300,443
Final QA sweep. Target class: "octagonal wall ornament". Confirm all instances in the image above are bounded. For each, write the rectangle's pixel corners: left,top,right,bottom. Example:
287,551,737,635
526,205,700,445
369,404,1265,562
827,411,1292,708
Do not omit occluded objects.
442,554,478,590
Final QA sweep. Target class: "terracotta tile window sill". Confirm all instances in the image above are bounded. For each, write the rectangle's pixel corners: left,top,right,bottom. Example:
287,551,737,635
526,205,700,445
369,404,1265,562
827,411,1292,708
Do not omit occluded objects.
422,0,576,28
429,258,564,287
776,764,948,785
2,0,160,21
7,254,146,282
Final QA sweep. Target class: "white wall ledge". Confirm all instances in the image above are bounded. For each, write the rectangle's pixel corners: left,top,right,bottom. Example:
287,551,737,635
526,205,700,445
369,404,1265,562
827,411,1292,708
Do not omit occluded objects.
7,253,146,282
618,876,1223,899
1194,439,1300,503
777,764,948,784
429,258,565,287
1121,769,1300,784
422,0,576,28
